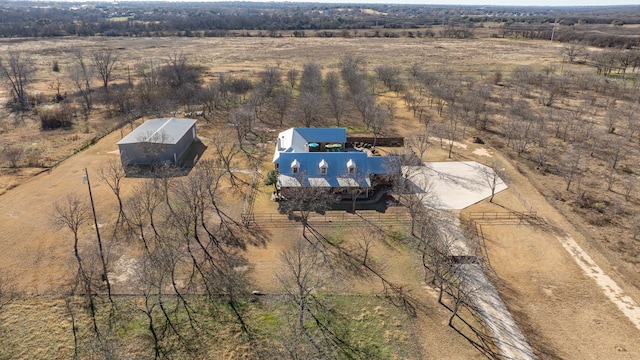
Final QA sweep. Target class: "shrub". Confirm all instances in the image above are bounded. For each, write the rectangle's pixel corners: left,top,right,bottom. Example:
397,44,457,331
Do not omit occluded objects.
39,105,74,130
2,145,25,168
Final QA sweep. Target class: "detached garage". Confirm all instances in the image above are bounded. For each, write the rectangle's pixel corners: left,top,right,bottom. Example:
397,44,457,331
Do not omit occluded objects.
117,118,197,166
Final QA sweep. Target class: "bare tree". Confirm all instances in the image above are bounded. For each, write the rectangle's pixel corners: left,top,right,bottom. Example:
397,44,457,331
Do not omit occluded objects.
209,130,244,188
229,107,255,145
410,133,430,162
295,64,324,128
157,52,203,110
443,108,461,159
0,268,15,311
410,213,455,304
562,144,585,192
124,180,164,249
340,54,368,96
368,103,390,147
623,174,636,201
298,62,323,96
605,136,626,170
402,90,424,118
53,194,100,335
324,71,346,127
287,68,299,89
481,160,504,203
396,165,438,235
0,51,36,110
562,41,585,64
136,130,172,169
375,64,403,94
2,144,24,169
258,65,282,98
270,86,293,126
93,49,118,92
295,91,324,127
134,59,165,116
160,52,190,89
279,174,339,237
277,238,328,358
53,194,91,283
632,215,640,240
98,159,128,228
276,237,363,359
353,92,375,128
69,48,94,113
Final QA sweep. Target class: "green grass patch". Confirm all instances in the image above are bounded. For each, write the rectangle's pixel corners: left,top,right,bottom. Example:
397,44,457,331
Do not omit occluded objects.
0,294,418,359
107,17,131,22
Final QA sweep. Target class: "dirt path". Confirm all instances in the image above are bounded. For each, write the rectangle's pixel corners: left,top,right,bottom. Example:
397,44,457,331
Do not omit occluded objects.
417,197,535,358
460,264,536,360
0,128,130,293
554,232,640,331
461,148,640,359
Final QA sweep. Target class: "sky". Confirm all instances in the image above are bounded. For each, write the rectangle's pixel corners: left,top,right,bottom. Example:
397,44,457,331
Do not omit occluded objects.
269,0,638,6
238,0,638,5
29,0,640,8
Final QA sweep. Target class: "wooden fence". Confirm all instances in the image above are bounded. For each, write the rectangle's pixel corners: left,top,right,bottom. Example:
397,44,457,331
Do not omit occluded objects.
346,136,404,147
251,211,412,228
467,210,538,223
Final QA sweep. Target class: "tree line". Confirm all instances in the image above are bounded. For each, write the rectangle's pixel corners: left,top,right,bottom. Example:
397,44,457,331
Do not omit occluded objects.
2,1,640,45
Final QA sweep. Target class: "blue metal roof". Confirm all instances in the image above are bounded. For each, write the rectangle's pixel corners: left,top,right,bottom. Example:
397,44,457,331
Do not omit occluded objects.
273,127,347,163
273,127,400,188
367,156,400,174
278,152,367,177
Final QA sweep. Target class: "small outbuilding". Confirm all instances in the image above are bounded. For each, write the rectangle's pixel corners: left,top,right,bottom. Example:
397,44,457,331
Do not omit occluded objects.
117,118,197,166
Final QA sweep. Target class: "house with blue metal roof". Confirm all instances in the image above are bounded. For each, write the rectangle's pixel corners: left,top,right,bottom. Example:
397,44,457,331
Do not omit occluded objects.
273,128,400,198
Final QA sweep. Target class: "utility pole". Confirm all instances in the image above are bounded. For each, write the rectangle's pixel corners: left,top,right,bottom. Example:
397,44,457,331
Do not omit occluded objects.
84,168,113,304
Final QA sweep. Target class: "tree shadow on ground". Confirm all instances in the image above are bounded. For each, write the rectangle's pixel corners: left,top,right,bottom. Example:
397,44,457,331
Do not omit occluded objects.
492,277,565,360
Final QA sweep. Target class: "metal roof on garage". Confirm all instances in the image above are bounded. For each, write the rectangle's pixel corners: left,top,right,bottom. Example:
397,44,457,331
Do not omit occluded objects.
117,118,196,145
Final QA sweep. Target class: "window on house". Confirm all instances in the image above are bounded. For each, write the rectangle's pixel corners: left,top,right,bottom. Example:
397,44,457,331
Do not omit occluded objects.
291,159,300,174
319,159,328,175
346,159,356,175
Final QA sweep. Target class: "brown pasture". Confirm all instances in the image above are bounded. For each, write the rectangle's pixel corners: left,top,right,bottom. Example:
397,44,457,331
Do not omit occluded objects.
0,36,639,359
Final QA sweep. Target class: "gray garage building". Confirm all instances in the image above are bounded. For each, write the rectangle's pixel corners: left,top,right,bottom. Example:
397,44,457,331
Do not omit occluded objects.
117,118,197,166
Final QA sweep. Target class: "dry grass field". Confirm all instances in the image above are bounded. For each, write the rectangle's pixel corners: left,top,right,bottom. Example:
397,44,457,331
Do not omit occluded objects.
1,35,640,358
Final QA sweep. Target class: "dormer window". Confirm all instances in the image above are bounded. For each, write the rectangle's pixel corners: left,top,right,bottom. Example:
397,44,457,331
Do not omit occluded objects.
346,159,356,174
319,159,328,174
291,159,300,174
